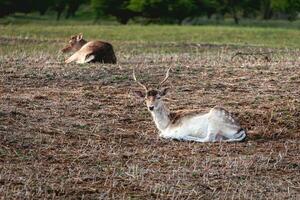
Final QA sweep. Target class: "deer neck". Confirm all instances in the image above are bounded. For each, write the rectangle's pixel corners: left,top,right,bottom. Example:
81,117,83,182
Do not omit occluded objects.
151,102,170,132
75,39,88,51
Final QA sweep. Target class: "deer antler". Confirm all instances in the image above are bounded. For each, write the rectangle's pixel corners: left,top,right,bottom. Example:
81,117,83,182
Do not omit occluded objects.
133,68,148,91
159,67,172,88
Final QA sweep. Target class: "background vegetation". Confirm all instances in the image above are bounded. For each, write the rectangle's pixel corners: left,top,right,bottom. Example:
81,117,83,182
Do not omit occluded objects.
0,0,300,24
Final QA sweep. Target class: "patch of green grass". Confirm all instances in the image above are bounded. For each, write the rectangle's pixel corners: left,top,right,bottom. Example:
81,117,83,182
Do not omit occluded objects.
0,23,299,49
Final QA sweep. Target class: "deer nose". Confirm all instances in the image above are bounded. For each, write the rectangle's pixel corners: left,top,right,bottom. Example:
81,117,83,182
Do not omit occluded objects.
148,106,154,111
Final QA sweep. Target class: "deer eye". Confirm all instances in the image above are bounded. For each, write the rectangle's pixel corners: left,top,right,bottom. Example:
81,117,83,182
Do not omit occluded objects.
156,96,161,100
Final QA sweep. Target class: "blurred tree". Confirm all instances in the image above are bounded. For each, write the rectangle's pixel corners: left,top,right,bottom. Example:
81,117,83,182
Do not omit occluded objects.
92,0,136,24
195,0,244,23
53,0,67,20
287,0,300,20
0,0,36,17
33,0,88,19
194,0,220,19
0,0,299,23
242,0,261,18
0,0,14,17
32,0,53,15
19,0,35,13
14,0,34,13
221,0,244,24
168,0,197,23
272,0,300,21
260,0,273,19
66,0,87,19
193,0,274,21
129,0,197,23
129,0,169,20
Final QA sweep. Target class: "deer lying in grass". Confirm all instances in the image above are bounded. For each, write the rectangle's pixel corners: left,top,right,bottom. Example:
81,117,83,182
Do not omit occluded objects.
133,68,246,142
61,33,117,64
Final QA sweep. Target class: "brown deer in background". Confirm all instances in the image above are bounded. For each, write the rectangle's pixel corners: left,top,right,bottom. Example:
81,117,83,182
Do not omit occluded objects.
61,33,117,64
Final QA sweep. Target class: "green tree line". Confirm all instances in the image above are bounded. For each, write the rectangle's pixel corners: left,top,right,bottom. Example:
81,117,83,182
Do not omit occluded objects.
0,0,299,23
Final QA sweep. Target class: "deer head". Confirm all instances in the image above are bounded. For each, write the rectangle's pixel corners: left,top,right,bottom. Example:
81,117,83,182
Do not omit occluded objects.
133,67,171,111
61,33,86,53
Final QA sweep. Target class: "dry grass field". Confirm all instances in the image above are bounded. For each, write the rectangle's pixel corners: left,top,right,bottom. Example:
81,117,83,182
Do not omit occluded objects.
0,25,300,199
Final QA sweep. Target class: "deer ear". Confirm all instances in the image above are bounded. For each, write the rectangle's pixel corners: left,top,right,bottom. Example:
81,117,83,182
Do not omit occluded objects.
77,33,83,41
133,90,145,99
159,87,169,96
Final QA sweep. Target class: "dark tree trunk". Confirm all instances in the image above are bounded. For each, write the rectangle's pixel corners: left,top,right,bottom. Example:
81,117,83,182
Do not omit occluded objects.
233,15,239,24
262,0,273,19
117,17,129,24
65,3,80,19
55,2,66,21
207,13,212,19
232,7,239,24
65,10,71,19
56,10,63,20
39,8,48,16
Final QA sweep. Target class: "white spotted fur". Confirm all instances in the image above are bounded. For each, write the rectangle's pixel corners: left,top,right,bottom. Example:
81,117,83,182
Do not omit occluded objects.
150,101,246,142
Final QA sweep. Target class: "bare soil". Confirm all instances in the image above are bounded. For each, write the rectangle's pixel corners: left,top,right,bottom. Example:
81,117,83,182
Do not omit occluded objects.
0,40,299,199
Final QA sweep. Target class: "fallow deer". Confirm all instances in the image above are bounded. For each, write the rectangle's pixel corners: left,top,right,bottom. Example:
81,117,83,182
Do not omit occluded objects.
61,33,117,64
133,67,246,142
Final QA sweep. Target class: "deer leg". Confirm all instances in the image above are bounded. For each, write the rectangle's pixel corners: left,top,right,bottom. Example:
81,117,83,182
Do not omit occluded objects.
179,135,211,143
200,126,219,142
200,132,217,142
159,133,203,142
65,53,78,63
83,54,95,63
160,130,217,143
224,129,246,142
